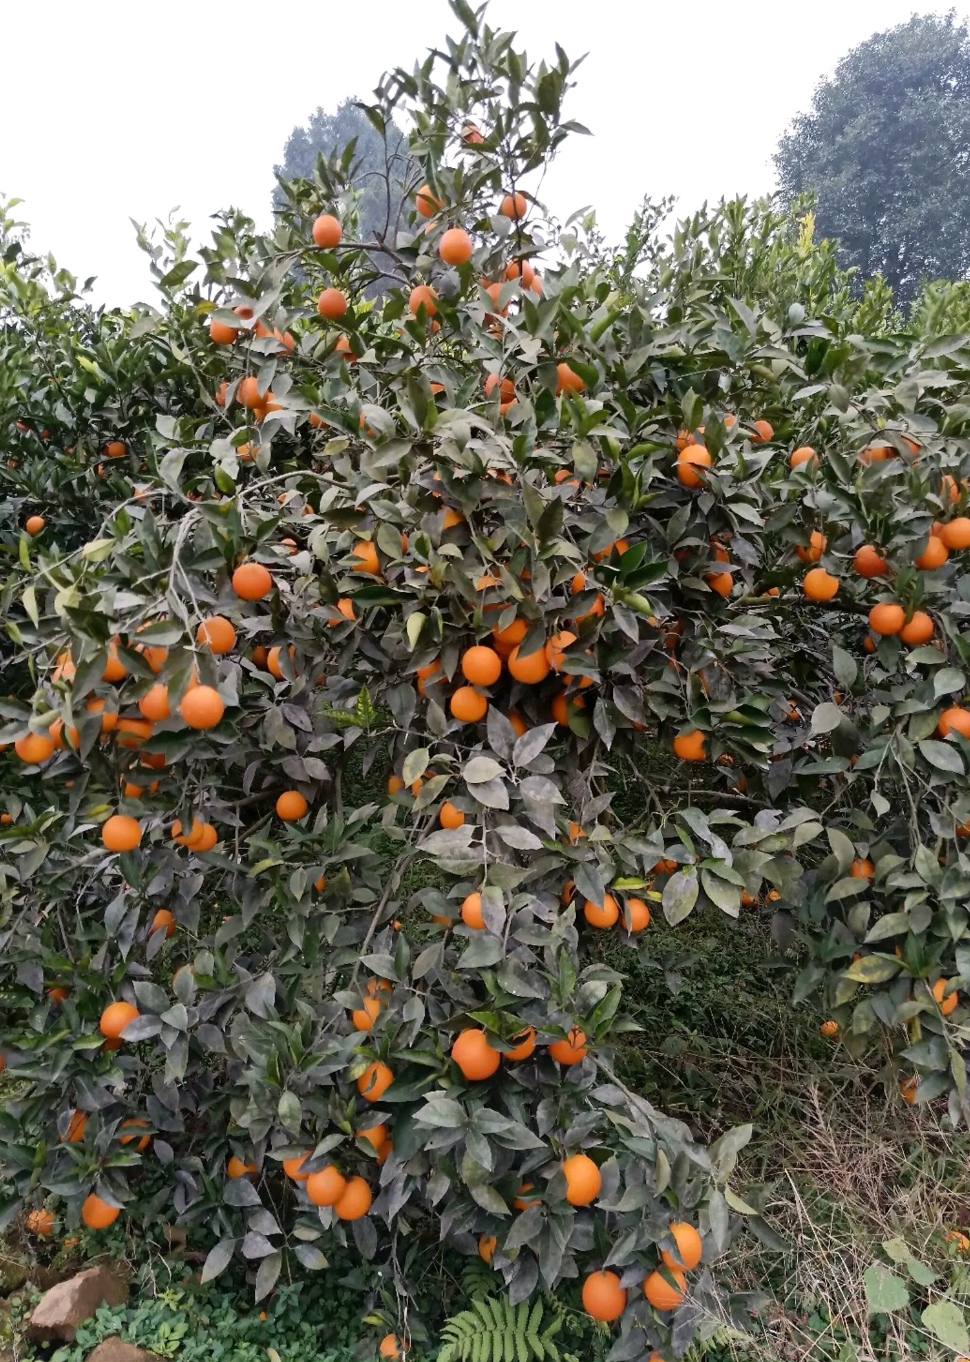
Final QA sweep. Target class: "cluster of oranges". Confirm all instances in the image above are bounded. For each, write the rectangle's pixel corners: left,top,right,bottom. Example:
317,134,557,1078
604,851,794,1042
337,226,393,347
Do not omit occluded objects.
580,1220,703,1325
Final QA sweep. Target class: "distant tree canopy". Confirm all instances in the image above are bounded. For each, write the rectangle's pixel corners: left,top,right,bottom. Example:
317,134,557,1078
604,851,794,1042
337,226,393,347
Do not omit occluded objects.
274,99,414,247
775,13,970,304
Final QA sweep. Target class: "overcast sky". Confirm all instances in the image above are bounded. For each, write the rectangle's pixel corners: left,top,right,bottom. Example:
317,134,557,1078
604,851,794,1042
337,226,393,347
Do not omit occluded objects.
2,0,961,306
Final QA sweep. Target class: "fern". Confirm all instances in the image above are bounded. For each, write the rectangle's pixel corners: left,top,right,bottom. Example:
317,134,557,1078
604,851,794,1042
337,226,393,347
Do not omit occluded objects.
461,1259,500,1301
438,1296,561,1362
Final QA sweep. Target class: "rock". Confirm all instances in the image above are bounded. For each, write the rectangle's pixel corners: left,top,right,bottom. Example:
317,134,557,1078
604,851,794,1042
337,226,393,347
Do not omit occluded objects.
26,1265,128,1342
87,1338,164,1362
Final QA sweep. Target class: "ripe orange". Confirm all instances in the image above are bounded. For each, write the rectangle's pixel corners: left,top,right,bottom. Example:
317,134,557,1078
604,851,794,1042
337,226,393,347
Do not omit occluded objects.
500,191,527,219
485,373,515,402
331,598,356,625
461,891,485,929
504,1027,536,1061
789,446,816,468
869,602,905,636
101,815,142,853
853,544,889,578
26,1208,55,1236
584,894,619,928
387,774,405,796
351,540,381,575
119,1119,151,1151
643,1266,686,1310
352,997,382,1030
941,517,970,549
232,561,273,600
312,213,342,248
334,1175,372,1220
819,1020,840,1039
508,644,550,684
661,1222,703,1271
932,978,959,1016
103,440,127,458
48,987,68,1003
138,683,170,722
545,631,577,670
676,444,712,488
81,1194,120,1230
25,514,45,535
505,258,536,286
196,615,236,653
938,707,970,739
100,1000,139,1040
150,909,176,938
706,571,733,597
492,617,528,652
450,687,488,723
673,730,706,762
850,858,874,879
306,1165,346,1206
238,376,268,409
582,1269,626,1321
563,1153,601,1205
209,318,236,345
548,1027,587,1065
915,536,948,569
283,1151,313,1181
461,645,503,686
102,639,127,682
795,530,826,563
49,718,79,750
62,1109,87,1142
14,731,55,763
555,362,585,395
415,184,442,217
317,288,348,320
440,227,473,265
452,1028,500,1080
479,1234,497,1264
900,610,934,645
409,284,438,316
803,568,839,601
624,898,651,931
116,717,153,750
751,419,774,443
379,1334,405,1359
357,1060,394,1101
356,1123,391,1161
179,685,224,730
900,1075,919,1105
276,790,308,822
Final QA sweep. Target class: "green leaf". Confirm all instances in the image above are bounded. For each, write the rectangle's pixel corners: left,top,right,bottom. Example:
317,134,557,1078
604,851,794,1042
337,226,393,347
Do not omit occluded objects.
832,645,858,690
922,1299,970,1354
905,1258,937,1286
662,867,699,925
845,956,901,983
863,1263,909,1313
919,739,964,774
201,1238,236,1283
811,702,843,735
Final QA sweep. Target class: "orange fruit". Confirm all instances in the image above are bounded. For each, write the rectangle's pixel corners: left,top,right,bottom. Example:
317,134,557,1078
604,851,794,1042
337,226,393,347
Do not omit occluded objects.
461,891,485,929
802,568,839,601
312,213,342,248
116,717,153,750
500,191,527,219
150,909,176,938
548,1027,587,1065
624,898,651,931
119,1119,151,1151
461,645,503,686
25,1208,55,1236
283,1151,313,1181
789,446,816,468
306,1165,346,1206
209,318,236,345
555,362,585,395
869,602,905,636
138,683,170,722
103,440,127,458
853,544,889,578
48,987,68,1003
238,376,268,409
49,718,79,750
583,893,619,928
706,571,733,597
450,687,488,723
661,1222,703,1271
479,1234,497,1264
439,227,473,265
317,287,347,320
415,184,442,217
232,561,273,600
485,373,515,402
563,1153,601,1205
81,1194,120,1230
938,706,970,739
504,1027,536,1062
795,530,827,563
850,858,874,879
933,978,959,1016
330,598,356,625
15,731,55,763
941,517,970,549
900,1075,919,1105
351,540,380,575
276,790,308,822
379,1334,405,1359
179,685,224,730
352,997,382,1031
25,514,45,535
387,774,405,796
61,1110,88,1143
676,444,712,488
901,610,934,645
356,1123,391,1160
673,730,706,762
334,1175,372,1220
492,617,528,652
915,536,948,569
643,1267,686,1310
751,419,773,443
581,1270,626,1322
505,258,536,286
819,1019,839,1039
101,815,142,853
357,1060,394,1101
545,631,577,670
409,284,438,316
101,639,127,682
508,644,550,684
196,615,236,653
451,1028,500,1080
100,1000,139,1040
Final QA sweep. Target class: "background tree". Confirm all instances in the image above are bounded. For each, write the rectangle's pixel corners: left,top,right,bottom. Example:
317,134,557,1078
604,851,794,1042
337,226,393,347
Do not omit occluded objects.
775,13,970,304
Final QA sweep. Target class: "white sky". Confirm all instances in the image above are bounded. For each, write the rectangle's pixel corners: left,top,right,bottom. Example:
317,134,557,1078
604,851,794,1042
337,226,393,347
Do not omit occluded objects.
2,0,961,306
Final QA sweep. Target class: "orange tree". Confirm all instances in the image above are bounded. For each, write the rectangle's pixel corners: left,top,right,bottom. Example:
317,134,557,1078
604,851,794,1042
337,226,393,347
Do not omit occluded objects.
4,2,970,1354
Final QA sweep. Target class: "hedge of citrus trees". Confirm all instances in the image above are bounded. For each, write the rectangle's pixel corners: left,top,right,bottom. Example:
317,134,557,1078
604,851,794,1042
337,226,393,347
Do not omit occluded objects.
4,2,970,1356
